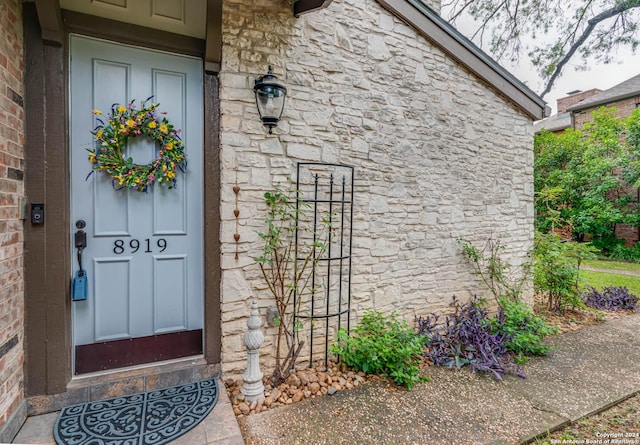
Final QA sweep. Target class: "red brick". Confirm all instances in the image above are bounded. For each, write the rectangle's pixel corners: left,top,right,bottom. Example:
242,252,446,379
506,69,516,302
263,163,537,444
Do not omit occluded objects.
0,0,25,431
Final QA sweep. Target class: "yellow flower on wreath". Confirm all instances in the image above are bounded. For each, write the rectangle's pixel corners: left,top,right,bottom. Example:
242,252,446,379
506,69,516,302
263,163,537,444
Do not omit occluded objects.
87,98,187,192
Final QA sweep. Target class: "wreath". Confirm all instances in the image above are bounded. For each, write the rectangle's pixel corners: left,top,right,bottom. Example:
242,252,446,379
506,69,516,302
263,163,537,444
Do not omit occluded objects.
88,98,187,192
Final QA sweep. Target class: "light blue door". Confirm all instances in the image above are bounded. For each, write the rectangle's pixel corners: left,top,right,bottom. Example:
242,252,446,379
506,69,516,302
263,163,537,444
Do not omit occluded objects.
69,35,204,373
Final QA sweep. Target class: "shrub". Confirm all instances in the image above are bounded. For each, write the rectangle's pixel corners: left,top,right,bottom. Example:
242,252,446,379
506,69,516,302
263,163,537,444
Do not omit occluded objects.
534,232,596,312
331,310,427,389
458,237,531,306
416,296,523,380
581,286,639,311
608,243,640,262
589,234,624,256
491,299,558,360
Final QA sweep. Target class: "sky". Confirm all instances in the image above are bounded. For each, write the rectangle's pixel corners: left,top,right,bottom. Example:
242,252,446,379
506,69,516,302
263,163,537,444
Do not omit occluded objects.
507,47,640,116
444,6,640,116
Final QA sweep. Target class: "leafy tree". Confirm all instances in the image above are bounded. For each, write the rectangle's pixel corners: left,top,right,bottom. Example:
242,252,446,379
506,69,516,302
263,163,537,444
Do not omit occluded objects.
444,0,640,97
534,107,639,245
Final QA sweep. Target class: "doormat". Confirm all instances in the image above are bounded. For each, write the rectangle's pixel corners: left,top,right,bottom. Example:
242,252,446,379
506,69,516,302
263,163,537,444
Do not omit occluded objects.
54,378,218,445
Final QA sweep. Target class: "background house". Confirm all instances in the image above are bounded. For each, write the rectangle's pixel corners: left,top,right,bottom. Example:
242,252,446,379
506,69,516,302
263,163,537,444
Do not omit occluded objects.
534,89,601,134
535,73,640,246
0,0,546,440
568,73,640,129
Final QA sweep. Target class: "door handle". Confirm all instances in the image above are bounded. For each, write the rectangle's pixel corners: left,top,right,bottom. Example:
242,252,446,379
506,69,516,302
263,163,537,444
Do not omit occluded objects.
75,220,87,271
72,220,89,301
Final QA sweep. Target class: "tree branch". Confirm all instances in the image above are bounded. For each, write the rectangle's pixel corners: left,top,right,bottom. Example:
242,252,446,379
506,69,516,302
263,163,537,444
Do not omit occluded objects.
540,0,640,97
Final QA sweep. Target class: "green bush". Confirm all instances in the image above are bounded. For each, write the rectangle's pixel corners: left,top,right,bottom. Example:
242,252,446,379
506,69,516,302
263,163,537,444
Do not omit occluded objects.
589,234,624,256
608,243,640,262
331,310,427,389
534,232,596,312
491,299,558,361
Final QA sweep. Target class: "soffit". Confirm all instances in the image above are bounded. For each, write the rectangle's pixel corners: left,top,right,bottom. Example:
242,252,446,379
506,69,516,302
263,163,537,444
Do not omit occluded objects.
59,0,206,39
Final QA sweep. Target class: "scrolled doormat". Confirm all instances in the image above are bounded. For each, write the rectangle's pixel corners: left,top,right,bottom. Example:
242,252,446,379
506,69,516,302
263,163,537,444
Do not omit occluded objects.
54,378,218,445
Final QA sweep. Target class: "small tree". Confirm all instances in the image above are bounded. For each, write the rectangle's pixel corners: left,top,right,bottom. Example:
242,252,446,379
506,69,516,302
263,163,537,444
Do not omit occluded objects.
254,186,329,386
533,232,597,312
458,237,531,307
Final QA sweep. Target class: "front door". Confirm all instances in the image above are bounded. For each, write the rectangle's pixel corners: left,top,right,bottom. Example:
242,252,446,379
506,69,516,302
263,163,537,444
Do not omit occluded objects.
70,35,204,374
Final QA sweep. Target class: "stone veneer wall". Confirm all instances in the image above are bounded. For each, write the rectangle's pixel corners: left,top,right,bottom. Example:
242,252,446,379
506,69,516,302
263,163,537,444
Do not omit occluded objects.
218,0,534,376
0,0,25,436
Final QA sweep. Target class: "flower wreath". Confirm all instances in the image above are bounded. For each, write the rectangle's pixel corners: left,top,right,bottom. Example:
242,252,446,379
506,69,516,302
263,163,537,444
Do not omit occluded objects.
88,98,187,192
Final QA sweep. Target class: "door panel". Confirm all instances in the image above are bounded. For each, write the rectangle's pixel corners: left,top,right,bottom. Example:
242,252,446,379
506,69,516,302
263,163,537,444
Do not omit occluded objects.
70,35,204,373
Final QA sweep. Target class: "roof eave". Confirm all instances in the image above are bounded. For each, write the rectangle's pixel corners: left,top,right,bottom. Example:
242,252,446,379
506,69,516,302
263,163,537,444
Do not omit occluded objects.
375,0,549,120
567,91,640,112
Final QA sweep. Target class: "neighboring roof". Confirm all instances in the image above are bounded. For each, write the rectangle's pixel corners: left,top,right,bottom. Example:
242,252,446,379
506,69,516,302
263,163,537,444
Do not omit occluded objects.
376,0,549,120
533,112,571,134
568,73,640,112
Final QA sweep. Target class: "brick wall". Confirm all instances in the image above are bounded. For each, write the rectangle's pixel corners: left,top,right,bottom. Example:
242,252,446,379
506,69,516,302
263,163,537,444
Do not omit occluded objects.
557,89,601,114
573,97,640,129
0,0,25,433
218,0,534,376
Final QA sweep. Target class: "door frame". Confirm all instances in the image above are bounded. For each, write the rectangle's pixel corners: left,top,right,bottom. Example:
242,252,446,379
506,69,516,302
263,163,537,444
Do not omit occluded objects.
23,4,221,397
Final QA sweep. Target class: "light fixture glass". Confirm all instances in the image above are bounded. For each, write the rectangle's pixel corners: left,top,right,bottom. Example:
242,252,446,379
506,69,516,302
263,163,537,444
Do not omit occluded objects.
253,66,287,134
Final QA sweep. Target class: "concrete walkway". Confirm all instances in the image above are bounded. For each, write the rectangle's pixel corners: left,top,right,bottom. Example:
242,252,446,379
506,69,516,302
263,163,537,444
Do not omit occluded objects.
11,379,244,445
11,313,640,444
239,312,640,445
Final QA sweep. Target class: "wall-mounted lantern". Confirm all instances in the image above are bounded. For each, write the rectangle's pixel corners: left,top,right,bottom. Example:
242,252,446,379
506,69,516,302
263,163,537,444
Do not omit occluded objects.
253,66,287,134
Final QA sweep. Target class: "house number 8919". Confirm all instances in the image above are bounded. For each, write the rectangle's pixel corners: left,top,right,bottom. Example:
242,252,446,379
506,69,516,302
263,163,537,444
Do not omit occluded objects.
113,238,167,254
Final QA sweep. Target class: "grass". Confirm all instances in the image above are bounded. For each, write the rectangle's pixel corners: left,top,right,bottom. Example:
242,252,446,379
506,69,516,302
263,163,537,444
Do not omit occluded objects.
582,258,640,273
580,270,640,296
533,394,640,443
580,259,640,296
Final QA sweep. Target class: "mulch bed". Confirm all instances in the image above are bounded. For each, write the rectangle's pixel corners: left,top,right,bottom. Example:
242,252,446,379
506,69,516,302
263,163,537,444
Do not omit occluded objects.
227,297,637,419
533,293,635,334
225,362,383,418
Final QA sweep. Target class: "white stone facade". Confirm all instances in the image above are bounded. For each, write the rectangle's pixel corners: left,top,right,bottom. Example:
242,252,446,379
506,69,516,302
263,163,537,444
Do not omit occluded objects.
219,0,534,377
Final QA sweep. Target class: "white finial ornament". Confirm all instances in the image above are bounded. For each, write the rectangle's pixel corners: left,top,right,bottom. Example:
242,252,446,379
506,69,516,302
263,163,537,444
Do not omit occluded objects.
241,300,265,402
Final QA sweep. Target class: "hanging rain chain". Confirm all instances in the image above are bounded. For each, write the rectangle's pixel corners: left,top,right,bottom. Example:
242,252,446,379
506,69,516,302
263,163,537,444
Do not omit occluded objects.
233,177,240,260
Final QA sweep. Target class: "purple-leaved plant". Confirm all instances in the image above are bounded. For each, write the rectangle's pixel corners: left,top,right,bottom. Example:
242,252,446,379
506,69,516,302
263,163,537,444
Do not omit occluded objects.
581,286,639,311
416,296,525,380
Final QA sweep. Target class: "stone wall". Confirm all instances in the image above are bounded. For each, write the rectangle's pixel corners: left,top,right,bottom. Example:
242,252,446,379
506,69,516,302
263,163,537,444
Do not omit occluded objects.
0,0,25,435
218,0,534,377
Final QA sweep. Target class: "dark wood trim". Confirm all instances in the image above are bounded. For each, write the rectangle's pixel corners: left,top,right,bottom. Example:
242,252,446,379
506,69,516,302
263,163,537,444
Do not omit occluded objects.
75,330,203,374
375,0,549,120
61,10,205,58
205,0,222,73
24,2,221,397
35,0,63,45
293,0,334,17
24,2,71,396
204,73,222,364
